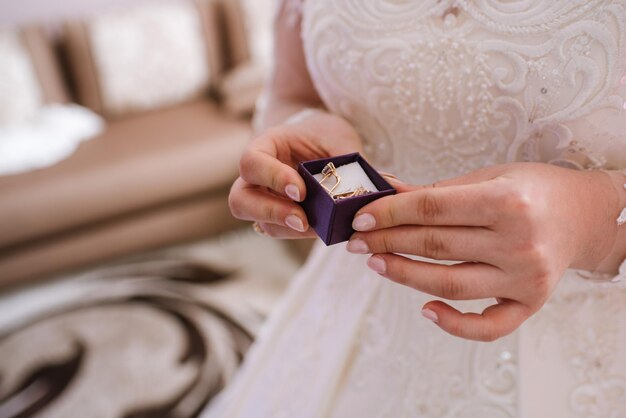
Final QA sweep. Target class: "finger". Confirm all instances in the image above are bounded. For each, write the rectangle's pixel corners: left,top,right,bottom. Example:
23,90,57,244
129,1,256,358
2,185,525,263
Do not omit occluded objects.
353,182,498,231
421,299,530,342
349,226,497,263
379,173,419,194
239,149,306,202
367,254,509,300
434,165,506,188
381,165,505,194
381,174,473,194
257,222,318,239
229,178,309,232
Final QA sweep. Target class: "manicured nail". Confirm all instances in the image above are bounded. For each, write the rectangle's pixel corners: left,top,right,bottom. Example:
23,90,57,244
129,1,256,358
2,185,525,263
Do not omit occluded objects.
353,214,376,231
285,184,301,202
367,256,386,274
421,308,439,324
285,215,305,232
346,239,369,254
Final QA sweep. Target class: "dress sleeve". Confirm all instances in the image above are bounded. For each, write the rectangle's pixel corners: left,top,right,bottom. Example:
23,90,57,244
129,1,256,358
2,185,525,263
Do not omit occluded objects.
253,0,321,132
560,80,626,283
282,0,304,27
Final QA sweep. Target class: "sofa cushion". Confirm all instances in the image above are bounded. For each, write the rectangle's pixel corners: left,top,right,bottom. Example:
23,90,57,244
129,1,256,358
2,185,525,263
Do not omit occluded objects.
64,0,222,119
0,29,41,125
0,27,68,125
0,193,241,287
21,26,69,105
215,0,274,115
0,100,250,249
218,60,265,117
218,0,251,70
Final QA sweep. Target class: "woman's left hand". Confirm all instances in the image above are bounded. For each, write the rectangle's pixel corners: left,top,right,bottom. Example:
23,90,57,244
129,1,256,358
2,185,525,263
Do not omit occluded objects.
348,163,622,342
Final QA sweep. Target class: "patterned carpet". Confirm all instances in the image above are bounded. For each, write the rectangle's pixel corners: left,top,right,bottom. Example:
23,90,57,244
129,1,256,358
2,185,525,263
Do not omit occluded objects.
0,231,305,418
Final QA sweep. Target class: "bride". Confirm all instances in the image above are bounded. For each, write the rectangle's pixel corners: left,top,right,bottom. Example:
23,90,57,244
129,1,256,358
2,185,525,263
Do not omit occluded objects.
207,1,626,416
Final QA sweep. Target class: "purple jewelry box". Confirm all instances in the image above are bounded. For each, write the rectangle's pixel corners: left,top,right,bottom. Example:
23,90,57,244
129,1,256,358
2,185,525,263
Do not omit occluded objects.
298,153,396,246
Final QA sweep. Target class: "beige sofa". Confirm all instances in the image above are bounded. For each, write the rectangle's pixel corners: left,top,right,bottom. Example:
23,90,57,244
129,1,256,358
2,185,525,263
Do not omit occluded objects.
0,0,260,287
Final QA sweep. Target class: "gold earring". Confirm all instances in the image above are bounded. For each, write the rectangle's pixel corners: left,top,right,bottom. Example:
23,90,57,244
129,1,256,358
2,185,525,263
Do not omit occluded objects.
333,186,372,200
319,162,341,194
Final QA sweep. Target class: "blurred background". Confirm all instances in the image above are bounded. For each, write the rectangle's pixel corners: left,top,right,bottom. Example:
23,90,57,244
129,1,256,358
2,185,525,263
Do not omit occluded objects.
0,1,313,416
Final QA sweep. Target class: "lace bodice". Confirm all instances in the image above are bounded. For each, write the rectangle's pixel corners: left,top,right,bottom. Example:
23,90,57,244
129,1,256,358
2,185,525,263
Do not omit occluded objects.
301,0,626,184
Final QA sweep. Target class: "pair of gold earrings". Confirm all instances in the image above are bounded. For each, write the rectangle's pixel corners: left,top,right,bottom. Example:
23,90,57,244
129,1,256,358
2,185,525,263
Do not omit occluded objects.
318,162,372,200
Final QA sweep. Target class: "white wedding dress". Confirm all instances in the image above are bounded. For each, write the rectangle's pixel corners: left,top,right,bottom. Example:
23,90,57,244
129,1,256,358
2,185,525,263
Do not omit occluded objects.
206,1,626,417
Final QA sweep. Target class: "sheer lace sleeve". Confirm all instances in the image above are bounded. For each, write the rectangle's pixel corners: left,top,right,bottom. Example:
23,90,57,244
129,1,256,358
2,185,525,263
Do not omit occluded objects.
282,0,304,27
253,0,321,132
556,83,626,171
560,79,626,283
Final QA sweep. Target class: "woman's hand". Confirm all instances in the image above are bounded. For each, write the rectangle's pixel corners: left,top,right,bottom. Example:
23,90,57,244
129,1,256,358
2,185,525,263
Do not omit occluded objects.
347,163,623,341
229,111,363,238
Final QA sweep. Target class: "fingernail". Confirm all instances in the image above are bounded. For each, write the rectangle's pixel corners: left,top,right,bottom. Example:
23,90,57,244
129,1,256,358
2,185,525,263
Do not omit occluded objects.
285,215,305,232
421,308,439,324
367,256,386,274
285,184,301,202
346,239,369,254
353,214,376,231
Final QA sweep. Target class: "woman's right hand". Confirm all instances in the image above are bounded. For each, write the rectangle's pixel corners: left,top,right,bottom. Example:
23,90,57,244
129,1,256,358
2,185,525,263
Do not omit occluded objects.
229,110,364,239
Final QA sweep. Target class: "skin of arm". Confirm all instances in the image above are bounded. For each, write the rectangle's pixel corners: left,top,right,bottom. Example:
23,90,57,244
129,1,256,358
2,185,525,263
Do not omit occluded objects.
252,2,323,132
228,2,364,238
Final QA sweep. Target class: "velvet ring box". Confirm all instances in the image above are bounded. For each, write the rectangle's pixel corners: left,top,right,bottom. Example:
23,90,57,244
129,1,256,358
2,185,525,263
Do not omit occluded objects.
298,153,397,246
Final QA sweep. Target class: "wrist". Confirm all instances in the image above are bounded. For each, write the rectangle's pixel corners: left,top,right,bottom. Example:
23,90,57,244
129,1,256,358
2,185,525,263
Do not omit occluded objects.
253,98,326,134
574,169,626,274
283,107,327,126
283,110,365,154
605,169,626,224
